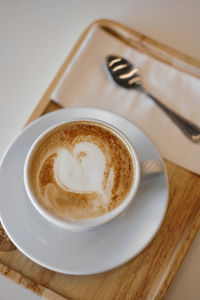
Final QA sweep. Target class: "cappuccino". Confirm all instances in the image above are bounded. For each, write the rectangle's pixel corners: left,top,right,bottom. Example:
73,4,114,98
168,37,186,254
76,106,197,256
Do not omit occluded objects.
28,121,135,221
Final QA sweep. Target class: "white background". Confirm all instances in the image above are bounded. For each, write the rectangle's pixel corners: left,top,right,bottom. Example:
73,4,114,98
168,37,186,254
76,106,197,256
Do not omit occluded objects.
0,0,200,299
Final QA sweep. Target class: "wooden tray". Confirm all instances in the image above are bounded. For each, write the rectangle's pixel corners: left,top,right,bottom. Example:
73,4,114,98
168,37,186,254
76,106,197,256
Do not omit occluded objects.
1,19,200,300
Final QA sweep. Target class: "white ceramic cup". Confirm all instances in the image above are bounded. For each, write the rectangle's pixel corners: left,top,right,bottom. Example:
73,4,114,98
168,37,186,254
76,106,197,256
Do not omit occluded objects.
24,118,164,231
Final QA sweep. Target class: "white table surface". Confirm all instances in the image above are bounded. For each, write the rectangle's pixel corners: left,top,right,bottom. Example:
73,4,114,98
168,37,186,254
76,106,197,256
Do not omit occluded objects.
0,0,200,299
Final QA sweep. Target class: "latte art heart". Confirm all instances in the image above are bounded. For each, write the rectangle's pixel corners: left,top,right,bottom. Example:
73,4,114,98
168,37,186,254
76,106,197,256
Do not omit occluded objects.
28,121,134,221
54,143,113,196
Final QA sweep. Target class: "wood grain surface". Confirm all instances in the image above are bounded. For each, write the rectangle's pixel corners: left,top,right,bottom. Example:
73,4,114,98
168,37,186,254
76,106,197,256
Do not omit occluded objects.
0,224,16,252
0,19,200,300
0,263,67,300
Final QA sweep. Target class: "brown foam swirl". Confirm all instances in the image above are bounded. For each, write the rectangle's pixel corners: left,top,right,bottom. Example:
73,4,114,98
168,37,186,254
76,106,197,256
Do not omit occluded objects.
29,121,135,221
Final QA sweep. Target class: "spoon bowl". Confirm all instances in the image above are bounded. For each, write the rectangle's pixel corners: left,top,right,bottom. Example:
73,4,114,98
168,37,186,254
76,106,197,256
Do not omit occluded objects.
106,55,141,89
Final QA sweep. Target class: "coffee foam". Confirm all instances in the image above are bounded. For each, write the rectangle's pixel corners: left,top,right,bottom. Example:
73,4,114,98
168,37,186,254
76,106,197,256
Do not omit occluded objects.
29,121,134,221
54,143,108,194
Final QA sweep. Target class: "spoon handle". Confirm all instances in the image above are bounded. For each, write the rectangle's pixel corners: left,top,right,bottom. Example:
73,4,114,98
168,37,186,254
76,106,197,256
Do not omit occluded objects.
143,90,200,143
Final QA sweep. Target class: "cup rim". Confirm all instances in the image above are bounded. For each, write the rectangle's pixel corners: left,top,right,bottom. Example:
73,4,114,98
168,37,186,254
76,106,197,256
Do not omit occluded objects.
24,118,141,231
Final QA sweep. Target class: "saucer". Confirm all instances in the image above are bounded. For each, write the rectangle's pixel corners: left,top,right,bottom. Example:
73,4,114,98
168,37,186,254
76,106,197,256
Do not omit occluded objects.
0,107,168,275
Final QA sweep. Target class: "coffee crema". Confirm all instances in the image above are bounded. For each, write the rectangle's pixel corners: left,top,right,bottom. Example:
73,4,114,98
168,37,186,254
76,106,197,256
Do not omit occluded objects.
28,121,135,221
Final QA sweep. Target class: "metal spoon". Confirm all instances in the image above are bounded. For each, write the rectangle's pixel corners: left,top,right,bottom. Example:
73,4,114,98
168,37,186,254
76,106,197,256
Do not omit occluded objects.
106,55,200,143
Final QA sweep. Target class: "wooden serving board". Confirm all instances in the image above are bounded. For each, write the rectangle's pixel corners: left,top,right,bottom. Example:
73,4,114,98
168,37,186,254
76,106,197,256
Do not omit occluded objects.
0,19,200,300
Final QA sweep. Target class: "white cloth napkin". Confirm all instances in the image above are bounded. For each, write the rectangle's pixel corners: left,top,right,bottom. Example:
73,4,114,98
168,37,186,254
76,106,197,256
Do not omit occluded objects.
51,26,200,175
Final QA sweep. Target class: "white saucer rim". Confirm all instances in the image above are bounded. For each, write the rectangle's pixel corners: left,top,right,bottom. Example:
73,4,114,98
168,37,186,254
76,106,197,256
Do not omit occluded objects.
0,107,169,274
1,185,168,275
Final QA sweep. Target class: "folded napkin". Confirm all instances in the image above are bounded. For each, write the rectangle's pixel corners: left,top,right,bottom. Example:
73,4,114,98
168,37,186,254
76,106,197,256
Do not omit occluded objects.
51,26,200,174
